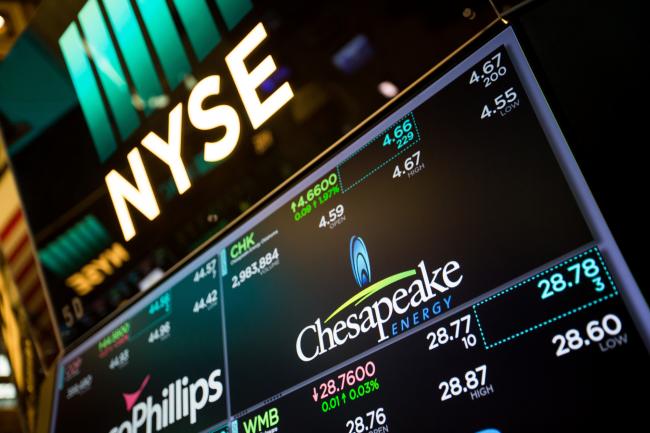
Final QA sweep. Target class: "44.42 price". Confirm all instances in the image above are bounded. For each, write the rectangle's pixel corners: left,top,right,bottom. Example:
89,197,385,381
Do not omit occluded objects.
193,289,218,314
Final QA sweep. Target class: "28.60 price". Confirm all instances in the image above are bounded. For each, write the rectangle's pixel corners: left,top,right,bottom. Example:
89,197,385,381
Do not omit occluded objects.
552,313,625,357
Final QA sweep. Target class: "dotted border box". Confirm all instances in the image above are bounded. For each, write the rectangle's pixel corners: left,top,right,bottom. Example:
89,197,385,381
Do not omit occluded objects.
472,247,618,350
337,112,421,193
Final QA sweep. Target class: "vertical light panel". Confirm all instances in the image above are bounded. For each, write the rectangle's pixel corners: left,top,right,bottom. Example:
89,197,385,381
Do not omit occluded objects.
216,0,253,30
59,23,117,162
103,0,163,114
172,0,221,62
78,0,140,141
135,0,191,90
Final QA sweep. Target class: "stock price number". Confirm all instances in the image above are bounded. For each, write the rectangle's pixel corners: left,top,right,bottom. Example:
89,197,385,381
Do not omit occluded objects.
481,87,519,119
312,361,376,402
552,313,626,357
539,257,605,300
291,173,340,221
231,248,280,288
469,52,507,88
319,204,345,229
383,117,415,149
193,289,218,314
109,349,129,370
427,313,476,350
439,365,490,401
427,314,476,350
345,408,388,433
194,258,217,283
148,321,171,344
148,292,171,315
392,150,423,179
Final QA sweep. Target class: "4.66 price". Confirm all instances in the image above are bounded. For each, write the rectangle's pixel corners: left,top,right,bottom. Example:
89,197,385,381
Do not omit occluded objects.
383,117,415,150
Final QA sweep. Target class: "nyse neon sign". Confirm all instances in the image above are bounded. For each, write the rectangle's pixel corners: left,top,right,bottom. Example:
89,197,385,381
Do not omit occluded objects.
59,0,293,241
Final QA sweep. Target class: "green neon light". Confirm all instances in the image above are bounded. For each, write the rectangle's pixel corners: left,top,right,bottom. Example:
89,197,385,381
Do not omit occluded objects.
324,269,416,324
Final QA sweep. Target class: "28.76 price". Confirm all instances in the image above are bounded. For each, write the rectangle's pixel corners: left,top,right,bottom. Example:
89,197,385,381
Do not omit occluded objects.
345,407,387,433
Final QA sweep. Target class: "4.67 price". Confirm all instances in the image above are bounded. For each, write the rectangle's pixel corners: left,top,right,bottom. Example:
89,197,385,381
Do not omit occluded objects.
469,51,507,88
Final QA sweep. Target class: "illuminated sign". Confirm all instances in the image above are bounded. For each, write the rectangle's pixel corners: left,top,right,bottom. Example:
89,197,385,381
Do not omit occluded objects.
65,242,130,296
59,0,253,162
59,1,294,242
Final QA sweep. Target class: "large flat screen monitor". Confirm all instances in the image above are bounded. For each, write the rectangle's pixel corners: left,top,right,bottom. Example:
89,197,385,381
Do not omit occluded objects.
48,26,650,433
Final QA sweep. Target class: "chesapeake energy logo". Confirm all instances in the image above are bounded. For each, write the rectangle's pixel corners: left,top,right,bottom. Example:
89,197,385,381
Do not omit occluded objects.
296,237,463,362
59,0,294,241
108,369,223,433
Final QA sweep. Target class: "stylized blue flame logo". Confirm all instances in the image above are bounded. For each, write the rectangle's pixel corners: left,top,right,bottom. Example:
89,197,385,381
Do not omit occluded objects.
350,236,371,287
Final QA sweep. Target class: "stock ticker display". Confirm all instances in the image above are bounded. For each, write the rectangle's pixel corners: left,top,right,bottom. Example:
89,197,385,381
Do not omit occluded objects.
50,28,649,433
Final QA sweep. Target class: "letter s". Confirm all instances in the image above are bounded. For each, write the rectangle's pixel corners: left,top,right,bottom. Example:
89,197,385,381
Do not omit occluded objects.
208,369,223,403
187,75,241,162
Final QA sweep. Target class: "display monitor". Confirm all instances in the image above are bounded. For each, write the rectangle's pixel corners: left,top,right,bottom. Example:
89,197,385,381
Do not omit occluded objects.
48,26,650,433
